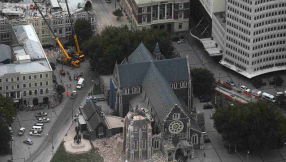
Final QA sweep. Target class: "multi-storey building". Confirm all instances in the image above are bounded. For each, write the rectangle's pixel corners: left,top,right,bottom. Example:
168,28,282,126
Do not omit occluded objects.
120,0,189,32
0,1,96,46
216,0,286,78
0,24,53,107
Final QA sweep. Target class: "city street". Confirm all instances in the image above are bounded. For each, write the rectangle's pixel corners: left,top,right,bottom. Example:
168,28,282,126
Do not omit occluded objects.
173,32,286,96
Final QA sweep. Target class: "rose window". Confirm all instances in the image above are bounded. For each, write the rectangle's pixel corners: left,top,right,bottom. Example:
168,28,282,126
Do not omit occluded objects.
168,120,184,133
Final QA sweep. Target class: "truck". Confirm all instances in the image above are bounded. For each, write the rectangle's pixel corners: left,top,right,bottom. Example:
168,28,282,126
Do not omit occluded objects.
251,89,262,97
65,0,85,62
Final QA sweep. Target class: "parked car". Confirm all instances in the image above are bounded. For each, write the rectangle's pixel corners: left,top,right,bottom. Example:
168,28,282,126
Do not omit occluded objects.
202,132,211,143
177,39,186,44
29,130,43,136
210,113,214,119
71,91,77,99
199,95,210,103
38,117,50,123
18,127,25,136
240,85,251,93
23,138,33,145
35,112,48,118
226,80,235,86
9,127,13,134
203,103,213,109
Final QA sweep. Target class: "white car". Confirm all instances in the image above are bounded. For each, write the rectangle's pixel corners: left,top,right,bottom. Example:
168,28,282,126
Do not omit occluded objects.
240,85,251,93
38,117,50,123
29,130,43,136
18,127,25,136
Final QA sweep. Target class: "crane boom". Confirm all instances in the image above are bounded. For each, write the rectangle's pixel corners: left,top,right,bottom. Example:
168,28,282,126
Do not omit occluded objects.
65,0,82,55
32,0,72,60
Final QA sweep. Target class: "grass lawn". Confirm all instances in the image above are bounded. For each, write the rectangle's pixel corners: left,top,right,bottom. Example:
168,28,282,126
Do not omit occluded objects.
51,142,103,162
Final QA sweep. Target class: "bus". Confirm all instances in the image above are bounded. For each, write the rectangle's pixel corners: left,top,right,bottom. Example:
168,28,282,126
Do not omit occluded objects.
262,92,275,102
77,78,85,89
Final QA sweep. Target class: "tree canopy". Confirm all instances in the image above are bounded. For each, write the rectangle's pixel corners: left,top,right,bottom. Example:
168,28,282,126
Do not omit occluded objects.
191,68,215,96
56,85,65,95
213,100,286,151
0,94,16,155
74,19,92,45
112,9,123,20
82,26,174,74
0,94,16,126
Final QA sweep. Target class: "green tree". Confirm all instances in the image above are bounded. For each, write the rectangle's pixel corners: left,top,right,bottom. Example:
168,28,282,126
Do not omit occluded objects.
74,19,92,45
0,118,11,155
0,94,16,126
56,85,65,95
213,100,286,151
112,9,123,20
0,94,16,155
191,68,215,97
82,26,173,74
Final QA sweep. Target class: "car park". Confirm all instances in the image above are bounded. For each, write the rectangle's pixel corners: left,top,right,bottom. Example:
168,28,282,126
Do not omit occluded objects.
177,39,186,44
23,138,33,145
38,117,50,123
35,112,48,118
29,130,43,136
18,127,25,136
203,103,213,109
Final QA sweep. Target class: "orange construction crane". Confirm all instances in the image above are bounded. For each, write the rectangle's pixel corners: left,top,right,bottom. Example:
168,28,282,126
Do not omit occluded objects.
32,0,80,68
65,0,85,62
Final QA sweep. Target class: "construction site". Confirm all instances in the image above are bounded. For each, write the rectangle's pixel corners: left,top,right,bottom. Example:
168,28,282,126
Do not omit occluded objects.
0,0,97,46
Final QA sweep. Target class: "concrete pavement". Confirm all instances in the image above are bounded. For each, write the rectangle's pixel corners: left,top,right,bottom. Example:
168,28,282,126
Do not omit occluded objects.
92,0,130,34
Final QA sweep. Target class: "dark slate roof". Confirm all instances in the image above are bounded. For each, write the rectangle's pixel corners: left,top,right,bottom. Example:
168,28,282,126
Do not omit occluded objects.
0,44,11,62
119,62,151,87
127,43,155,64
142,63,184,121
154,58,189,82
82,102,107,131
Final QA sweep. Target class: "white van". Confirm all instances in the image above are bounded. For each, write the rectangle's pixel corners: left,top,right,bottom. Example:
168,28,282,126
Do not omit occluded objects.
32,126,43,131
262,92,275,102
77,78,85,89
34,123,44,128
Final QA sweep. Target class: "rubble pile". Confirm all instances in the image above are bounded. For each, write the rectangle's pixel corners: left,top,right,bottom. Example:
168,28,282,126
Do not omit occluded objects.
93,134,124,162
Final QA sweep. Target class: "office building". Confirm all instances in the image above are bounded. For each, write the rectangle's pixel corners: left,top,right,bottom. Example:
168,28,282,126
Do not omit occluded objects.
120,0,189,32
219,0,286,78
